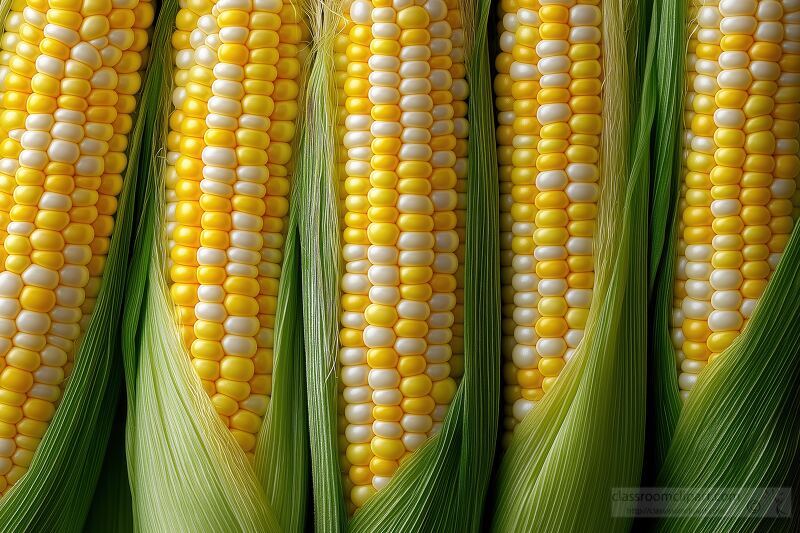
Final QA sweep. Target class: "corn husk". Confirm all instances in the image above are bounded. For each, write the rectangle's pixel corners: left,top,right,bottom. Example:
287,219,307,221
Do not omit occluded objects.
301,0,501,530
645,0,686,474
491,1,651,530
293,2,346,529
120,0,309,529
84,399,134,532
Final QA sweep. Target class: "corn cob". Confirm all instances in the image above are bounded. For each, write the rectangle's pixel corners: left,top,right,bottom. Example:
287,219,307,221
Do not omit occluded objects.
335,0,467,512
165,0,302,459
672,0,800,400
0,0,152,495
496,0,603,437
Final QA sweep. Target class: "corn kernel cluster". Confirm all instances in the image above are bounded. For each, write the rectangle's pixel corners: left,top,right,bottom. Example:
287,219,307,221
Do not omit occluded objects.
0,0,152,494
335,0,468,511
495,0,603,441
672,0,800,399
165,0,303,459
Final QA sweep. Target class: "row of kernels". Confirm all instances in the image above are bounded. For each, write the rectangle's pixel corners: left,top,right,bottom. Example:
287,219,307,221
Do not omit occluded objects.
531,10,569,409
495,0,518,443
334,0,357,510
0,0,28,272
702,5,760,369
670,1,701,377
200,0,281,453
341,0,375,510
84,0,153,330
532,0,600,404
449,0,466,387
674,0,720,395
172,0,218,372
0,0,26,88
714,4,786,357
561,3,601,362
427,0,459,437
778,2,800,223
366,0,436,496
165,0,196,253
169,0,213,352
249,0,305,437
257,0,303,328
233,0,280,440
508,0,542,426
1,0,48,294
334,11,352,222
389,2,439,467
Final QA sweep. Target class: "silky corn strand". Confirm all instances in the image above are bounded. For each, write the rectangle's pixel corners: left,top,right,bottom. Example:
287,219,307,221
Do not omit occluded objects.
499,0,603,433
336,0,466,512
672,0,800,399
0,0,152,494
165,0,303,459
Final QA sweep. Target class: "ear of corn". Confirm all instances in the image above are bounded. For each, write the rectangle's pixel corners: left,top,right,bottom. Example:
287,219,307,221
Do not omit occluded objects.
0,0,151,492
120,0,309,529
165,0,303,457
0,0,152,525
496,0,606,443
670,0,800,400
302,0,499,529
650,0,800,528
492,0,650,530
169,0,305,455
335,0,469,511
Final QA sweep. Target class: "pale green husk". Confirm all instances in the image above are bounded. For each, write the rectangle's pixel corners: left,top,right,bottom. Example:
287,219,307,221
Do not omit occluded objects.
491,1,651,531
650,0,800,529
295,2,347,530
120,0,309,530
302,0,500,530
0,0,146,527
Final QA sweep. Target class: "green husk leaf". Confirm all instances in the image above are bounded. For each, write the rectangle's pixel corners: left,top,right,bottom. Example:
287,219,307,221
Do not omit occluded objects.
253,2,312,528
0,0,145,526
253,182,310,532
121,0,308,530
654,223,800,532
650,2,800,529
491,1,650,530
0,0,11,44
646,0,686,476
303,0,500,530
295,1,347,531
84,395,134,533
